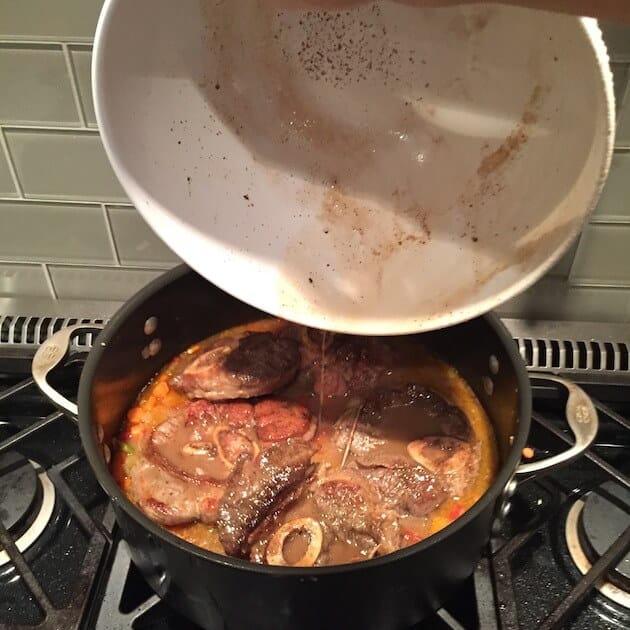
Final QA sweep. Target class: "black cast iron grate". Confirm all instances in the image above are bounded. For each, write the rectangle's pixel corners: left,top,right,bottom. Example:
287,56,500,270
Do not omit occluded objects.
489,383,630,630
1,363,630,629
0,372,116,630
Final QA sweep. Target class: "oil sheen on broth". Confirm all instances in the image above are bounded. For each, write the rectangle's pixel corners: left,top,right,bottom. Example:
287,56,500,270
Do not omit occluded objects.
111,319,497,567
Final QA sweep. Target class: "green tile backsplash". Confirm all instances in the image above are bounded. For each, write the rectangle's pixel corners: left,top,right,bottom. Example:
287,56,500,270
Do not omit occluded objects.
69,46,96,127
611,63,630,114
107,206,181,267
0,44,79,126
0,0,104,42
0,262,51,297
496,277,630,323
615,89,630,148
48,265,163,300
545,241,579,279
0,144,16,196
5,129,128,202
591,151,630,222
0,6,628,324
569,224,630,287
0,201,114,264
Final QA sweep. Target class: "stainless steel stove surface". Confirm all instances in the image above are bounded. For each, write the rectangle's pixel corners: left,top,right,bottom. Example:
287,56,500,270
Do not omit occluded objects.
0,316,629,630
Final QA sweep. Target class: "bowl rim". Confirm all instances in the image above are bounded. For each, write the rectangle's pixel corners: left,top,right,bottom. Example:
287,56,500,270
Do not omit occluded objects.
91,1,616,336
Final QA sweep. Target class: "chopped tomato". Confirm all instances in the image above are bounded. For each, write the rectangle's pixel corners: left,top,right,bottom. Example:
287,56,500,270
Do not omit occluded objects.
401,528,423,546
153,381,170,398
315,424,332,444
448,503,466,521
127,406,141,423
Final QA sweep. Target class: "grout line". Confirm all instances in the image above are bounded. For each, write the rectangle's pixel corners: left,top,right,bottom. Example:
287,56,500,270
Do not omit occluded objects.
0,41,63,52
62,43,88,128
41,263,58,299
13,194,130,204
567,280,630,290
588,217,630,225
611,61,630,107
564,233,581,283
0,196,132,207
615,74,630,134
0,259,169,270
0,38,94,46
101,204,121,266
1,124,100,133
0,259,122,268
0,126,24,197
0,196,134,207
0,259,172,272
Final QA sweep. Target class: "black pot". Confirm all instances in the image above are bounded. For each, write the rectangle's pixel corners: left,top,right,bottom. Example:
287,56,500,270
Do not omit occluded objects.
31,265,598,630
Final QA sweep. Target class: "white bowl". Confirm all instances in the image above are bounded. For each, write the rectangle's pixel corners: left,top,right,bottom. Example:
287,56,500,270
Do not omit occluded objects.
93,0,614,335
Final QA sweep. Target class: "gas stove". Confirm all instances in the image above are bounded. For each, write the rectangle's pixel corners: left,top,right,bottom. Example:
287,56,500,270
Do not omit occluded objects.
0,315,629,630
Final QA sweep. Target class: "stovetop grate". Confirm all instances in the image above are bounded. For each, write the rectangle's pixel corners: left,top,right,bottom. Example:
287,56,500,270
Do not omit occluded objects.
1,322,629,630
0,373,116,630
0,316,628,377
0,315,105,351
489,387,630,630
514,337,629,373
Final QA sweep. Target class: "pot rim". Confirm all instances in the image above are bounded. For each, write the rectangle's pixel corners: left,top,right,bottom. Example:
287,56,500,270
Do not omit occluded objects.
78,264,532,576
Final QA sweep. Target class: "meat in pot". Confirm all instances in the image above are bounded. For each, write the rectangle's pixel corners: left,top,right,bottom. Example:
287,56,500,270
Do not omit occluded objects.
353,454,447,518
307,334,392,398
111,319,498,567
171,331,300,400
254,399,316,443
314,469,402,559
149,406,257,484
217,439,316,557
408,437,481,497
127,436,223,527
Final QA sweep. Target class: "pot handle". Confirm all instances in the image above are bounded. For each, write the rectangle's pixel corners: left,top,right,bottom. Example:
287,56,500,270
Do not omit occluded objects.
32,323,104,420
515,373,598,476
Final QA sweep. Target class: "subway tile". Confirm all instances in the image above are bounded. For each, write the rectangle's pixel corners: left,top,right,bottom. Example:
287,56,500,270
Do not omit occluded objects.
616,86,630,147
49,266,164,300
601,22,630,63
5,130,128,202
0,0,103,41
0,44,79,126
0,148,16,196
496,277,630,323
592,151,630,221
569,224,630,287
0,201,114,264
611,63,629,115
107,206,180,267
69,46,96,127
545,240,578,279
0,263,51,297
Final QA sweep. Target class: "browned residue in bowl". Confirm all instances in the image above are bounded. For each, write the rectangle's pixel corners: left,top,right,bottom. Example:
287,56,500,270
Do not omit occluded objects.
448,7,495,40
291,3,404,90
477,84,544,178
320,187,431,256
280,184,433,305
